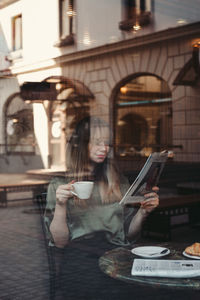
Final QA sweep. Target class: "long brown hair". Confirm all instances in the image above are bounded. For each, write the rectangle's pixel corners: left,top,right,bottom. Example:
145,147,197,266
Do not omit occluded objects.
66,116,122,203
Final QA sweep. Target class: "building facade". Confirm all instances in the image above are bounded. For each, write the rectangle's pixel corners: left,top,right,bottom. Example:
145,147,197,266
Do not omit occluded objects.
0,0,200,176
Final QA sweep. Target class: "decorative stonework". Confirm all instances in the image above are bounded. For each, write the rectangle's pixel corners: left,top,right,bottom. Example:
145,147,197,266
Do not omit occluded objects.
2,25,200,165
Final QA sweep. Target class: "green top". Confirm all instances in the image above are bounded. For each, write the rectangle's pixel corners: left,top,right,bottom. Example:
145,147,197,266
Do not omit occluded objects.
44,175,137,246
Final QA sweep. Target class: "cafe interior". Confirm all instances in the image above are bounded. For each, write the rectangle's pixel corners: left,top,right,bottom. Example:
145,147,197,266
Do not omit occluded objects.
0,0,200,299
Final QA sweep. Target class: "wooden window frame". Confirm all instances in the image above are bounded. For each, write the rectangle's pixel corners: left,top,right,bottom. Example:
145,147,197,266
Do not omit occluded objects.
12,14,22,51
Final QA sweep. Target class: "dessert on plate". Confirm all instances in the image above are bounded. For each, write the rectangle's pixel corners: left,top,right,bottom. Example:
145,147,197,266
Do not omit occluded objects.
185,242,200,257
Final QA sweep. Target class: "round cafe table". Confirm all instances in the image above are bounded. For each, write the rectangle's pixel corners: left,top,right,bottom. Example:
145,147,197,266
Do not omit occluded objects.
98,243,200,290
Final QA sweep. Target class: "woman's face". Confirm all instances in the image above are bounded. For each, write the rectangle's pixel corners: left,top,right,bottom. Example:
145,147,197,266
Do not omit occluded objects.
89,126,110,164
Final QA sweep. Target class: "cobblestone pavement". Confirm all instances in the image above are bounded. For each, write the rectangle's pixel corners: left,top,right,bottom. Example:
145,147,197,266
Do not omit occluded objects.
0,170,200,300
0,201,200,300
0,204,50,300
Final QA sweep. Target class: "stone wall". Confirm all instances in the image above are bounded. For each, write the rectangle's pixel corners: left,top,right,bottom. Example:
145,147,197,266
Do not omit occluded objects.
59,35,200,162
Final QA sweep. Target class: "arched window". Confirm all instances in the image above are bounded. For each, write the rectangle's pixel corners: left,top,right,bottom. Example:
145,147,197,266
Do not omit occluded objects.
5,93,34,153
114,74,172,159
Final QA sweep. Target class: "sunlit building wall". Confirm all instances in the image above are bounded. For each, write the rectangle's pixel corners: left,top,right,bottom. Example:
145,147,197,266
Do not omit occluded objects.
0,0,200,174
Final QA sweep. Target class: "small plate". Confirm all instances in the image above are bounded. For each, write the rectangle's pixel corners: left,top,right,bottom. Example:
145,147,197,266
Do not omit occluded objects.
131,246,170,258
183,251,200,260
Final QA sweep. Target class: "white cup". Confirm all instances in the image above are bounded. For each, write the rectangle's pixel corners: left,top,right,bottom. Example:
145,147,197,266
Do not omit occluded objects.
72,181,94,200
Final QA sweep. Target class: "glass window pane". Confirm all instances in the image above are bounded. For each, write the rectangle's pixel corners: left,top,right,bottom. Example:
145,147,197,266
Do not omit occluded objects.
13,15,22,50
61,0,69,37
115,75,172,158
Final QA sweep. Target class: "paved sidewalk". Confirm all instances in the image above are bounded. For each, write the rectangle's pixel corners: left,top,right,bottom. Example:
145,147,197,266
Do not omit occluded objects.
0,173,200,299
0,204,50,300
0,200,200,299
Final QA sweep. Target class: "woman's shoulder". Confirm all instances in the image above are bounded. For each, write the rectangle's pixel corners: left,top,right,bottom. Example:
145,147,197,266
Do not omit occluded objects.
46,176,68,208
49,176,67,185
47,176,68,193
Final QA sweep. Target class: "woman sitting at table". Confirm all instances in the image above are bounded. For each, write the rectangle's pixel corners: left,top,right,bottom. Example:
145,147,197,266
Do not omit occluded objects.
44,116,159,299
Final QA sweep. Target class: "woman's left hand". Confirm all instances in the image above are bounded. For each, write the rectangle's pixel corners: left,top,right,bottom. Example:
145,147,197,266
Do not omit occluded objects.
140,186,159,215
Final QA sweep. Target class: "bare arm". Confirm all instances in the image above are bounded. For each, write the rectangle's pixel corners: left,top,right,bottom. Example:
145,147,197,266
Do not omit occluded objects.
127,187,159,240
49,182,74,248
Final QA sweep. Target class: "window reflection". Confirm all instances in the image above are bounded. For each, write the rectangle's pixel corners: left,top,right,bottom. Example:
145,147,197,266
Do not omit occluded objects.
5,94,34,153
120,0,153,31
115,74,172,158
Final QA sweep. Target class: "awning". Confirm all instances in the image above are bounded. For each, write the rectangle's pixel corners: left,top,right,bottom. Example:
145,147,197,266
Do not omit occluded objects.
173,43,200,86
21,81,57,101
173,58,199,86
20,76,94,102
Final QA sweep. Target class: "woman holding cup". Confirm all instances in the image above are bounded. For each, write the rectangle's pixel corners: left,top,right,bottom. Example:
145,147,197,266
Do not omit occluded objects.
44,116,159,299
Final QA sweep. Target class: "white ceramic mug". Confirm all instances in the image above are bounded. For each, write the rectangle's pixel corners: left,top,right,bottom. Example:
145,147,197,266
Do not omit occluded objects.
72,181,94,199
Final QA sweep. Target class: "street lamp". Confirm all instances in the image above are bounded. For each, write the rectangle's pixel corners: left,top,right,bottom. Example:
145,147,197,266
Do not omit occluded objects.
193,41,200,76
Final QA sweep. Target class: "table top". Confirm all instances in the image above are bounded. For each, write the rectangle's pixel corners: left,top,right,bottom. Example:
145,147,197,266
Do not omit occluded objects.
99,243,200,290
0,180,49,188
0,173,49,188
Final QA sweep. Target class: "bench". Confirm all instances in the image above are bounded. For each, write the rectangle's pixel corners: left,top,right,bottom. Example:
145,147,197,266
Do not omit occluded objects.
142,193,200,240
0,180,49,207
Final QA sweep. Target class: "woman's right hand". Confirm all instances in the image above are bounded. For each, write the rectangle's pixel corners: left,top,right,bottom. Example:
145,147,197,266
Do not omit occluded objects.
56,180,75,205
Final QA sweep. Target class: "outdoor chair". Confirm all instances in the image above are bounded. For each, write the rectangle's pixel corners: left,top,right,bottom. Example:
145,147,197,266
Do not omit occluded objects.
36,193,64,300
35,192,142,300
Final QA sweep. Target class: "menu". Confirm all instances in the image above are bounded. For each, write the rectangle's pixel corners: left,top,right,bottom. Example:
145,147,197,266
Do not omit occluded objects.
131,259,200,278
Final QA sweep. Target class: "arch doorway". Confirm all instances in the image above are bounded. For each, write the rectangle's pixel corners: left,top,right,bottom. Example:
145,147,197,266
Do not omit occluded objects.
20,75,94,169
114,74,172,162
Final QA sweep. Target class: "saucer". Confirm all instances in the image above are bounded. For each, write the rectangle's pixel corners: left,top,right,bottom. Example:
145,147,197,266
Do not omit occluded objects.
131,246,170,258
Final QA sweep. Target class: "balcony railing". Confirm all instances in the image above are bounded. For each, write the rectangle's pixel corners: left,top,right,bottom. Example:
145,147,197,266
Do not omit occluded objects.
119,12,152,31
